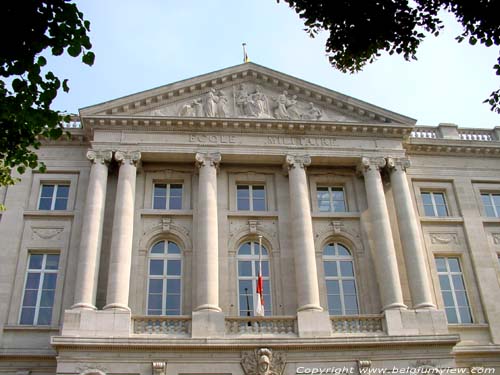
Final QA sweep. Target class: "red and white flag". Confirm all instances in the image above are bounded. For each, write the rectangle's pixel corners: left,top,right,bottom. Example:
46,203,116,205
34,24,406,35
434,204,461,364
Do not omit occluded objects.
255,236,265,316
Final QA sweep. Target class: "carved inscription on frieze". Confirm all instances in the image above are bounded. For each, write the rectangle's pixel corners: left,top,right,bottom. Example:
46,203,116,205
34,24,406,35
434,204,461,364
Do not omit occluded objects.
187,133,336,147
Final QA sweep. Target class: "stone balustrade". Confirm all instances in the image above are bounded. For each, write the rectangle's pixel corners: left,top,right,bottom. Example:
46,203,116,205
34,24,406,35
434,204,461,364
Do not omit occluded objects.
411,125,500,142
225,316,297,336
133,315,191,336
330,315,384,334
411,127,438,139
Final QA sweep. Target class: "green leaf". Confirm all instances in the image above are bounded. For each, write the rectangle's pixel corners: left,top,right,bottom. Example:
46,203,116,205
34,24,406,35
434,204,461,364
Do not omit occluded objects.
82,51,95,66
37,56,47,67
62,79,70,92
67,44,82,57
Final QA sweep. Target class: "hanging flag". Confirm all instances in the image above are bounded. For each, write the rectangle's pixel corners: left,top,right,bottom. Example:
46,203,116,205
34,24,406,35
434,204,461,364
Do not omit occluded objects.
242,43,250,63
255,236,265,316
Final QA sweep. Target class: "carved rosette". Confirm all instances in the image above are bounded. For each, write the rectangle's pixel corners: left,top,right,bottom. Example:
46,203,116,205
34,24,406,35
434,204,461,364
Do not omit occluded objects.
386,157,411,172
357,157,386,175
86,150,112,165
241,348,286,375
285,154,311,170
114,150,141,166
195,152,221,168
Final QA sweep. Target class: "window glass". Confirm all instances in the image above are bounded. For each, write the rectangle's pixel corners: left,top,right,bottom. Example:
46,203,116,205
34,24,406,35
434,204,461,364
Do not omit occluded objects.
237,185,266,211
153,183,183,210
147,240,182,316
237,241,271,316
435,257,472,324
20,254,59,325
323,243,358,316
316,186,346,212
38,184,69,210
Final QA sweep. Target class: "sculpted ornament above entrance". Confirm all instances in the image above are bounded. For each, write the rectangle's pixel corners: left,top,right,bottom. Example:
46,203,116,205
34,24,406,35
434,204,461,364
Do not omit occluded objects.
138,83,353,122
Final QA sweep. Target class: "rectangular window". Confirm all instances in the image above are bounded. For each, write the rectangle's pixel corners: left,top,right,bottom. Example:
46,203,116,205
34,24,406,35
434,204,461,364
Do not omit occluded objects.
153,183,183,210
20,253,60,325
435,257,472,324
481,193,500,217
421,191,448,216
237,185,266,211
317,186,346,212
38,184,69,210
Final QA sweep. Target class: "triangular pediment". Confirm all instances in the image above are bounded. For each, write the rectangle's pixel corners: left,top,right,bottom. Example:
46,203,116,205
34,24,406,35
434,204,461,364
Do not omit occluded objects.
80,63,416,125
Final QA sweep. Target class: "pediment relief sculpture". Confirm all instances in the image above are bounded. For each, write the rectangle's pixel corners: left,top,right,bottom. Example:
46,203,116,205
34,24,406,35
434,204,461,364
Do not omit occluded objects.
142,83,352,122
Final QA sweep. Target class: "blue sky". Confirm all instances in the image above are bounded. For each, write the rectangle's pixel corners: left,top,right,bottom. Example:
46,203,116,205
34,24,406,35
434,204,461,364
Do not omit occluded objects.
49,0,499,128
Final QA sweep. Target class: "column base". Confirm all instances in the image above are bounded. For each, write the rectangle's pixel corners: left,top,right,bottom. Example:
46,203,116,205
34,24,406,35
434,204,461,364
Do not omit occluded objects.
191,310,225,338
414,302,437,309
382,302,407,311
297,303,323,312
193,304,222,312
297,309,332,337
70,302,97,310
102,303,131,312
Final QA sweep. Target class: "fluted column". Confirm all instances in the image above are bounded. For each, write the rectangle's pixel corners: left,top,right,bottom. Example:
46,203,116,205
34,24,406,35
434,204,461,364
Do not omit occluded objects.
194,152,221,312
103,151,141,311
72,150,112,310
387,158,435,309
286,155,322,312
358,157,406,311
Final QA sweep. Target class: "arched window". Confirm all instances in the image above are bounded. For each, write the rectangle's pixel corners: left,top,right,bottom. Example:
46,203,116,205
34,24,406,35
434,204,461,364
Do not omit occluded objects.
323,242,359,315
147,240,182,315
237,241,271,316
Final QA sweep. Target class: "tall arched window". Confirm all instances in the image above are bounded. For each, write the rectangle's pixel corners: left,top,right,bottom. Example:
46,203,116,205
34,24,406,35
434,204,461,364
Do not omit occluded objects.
147,240,182,315
323,242,359,315
237,241,271,316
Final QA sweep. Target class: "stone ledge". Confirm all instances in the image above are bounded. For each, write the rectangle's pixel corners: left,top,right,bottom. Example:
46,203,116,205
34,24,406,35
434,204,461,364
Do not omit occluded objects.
3,325,60,332
23,210,75,218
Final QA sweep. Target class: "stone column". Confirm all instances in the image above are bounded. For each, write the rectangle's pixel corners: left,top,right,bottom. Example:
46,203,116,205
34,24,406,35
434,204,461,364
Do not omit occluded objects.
358,157,406,311
286,155,322,312
72,150,112,310
103,151,141,311
387,158,435,309
194,152,222,312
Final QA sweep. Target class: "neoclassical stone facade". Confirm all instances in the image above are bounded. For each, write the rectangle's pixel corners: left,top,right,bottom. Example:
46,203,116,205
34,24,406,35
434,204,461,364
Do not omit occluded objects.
1,63,500,374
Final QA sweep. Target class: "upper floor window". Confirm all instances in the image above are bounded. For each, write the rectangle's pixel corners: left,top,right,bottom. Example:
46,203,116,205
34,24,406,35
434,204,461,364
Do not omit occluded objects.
147,240,182,315
323,243,359,315
20,253,59,325
317,187,346,212
237,185,266,211
421,191,448,217
153,183,182,210
435,257,472,324
38,184,69,210
237,241,271,316
481,193,500,217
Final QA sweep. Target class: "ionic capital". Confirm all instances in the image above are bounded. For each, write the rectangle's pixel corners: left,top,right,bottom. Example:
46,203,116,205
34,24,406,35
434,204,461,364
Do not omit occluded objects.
285,154,311,170
114,151,141,166
195,152,221,168
357,157,386,175
86,150,112,165
387,157,411,172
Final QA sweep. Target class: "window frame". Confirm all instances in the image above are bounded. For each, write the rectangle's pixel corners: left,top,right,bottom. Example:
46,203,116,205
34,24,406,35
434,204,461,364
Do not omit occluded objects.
421,191,449,217
316,186,347,213
152,183,183,210
435,256,473,324
19,253,60,325
237,241,272,316
146,240,183,316
480,192,500,217
236,184,267,211
37,183,70,211
322,242,359,316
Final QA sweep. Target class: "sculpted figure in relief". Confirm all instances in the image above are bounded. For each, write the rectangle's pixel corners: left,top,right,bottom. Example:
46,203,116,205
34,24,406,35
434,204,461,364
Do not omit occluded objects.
301,102,322,120
216,90,229,117
236,83,257,117
286,95,301,120
250,85,270,118
273,90,290,119
179,98,203,117
204,88,219,117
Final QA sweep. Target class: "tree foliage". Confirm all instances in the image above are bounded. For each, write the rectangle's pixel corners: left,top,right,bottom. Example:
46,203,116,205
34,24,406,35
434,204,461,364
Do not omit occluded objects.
278,0,500,113
0,0,94,188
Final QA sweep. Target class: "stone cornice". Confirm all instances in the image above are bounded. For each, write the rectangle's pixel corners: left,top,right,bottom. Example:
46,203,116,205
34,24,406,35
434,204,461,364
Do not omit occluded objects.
50,334,460,352
81,115,413,140
405,138,500,158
